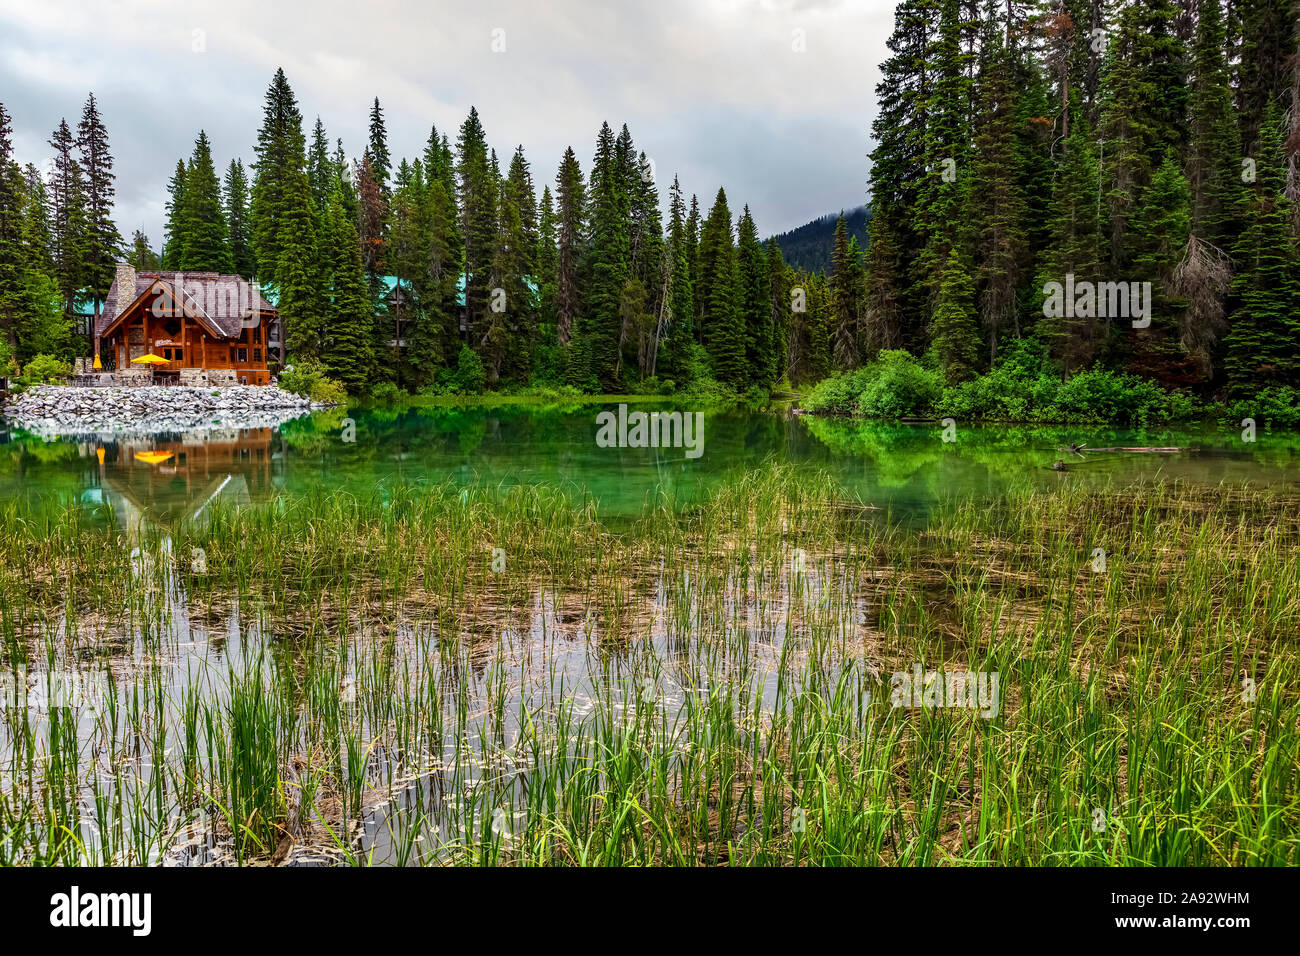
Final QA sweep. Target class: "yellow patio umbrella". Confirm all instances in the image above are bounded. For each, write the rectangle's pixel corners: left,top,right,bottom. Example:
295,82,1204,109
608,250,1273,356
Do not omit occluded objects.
133,450,174,465
92,353,102,370
131,353,170,365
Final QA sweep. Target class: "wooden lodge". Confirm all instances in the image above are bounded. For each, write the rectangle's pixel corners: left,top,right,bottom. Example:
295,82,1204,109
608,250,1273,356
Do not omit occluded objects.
92,263,280,386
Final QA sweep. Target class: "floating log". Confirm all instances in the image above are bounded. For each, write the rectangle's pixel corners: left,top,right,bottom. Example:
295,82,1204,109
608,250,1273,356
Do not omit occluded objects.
1083,446,1184,453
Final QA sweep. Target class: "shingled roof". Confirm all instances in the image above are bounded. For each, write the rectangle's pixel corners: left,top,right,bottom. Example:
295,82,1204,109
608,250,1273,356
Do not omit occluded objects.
95,270,277,341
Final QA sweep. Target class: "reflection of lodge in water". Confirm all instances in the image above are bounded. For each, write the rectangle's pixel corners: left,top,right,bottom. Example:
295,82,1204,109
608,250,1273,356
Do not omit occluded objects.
83,428,281,530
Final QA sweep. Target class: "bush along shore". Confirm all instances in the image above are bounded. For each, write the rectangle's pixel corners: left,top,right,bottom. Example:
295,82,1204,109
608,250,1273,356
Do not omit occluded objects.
0,384,332,435
800,348,1300,428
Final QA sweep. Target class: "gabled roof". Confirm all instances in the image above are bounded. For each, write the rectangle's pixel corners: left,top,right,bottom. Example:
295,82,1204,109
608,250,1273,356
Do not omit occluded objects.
95,272,277,341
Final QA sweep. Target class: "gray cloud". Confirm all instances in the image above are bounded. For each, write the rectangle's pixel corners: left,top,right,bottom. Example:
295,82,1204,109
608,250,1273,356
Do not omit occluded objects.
0,0,891,246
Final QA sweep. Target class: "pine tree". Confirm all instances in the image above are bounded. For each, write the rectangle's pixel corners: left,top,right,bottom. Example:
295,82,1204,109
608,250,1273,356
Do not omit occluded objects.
970,16,1027,364
1186,0,1240,246
128,230,160,270
697,187,745,386
384,158,423,384
869,0,935,346
0,102,28,358
767,240,791,382
456,107,496,347
829,212,860,370
320,175,373,393
915,0,973,307
737,204,774,384
659,175,694,383
1223,108,1298,392
553,146,586,354
162,159,187,269
251,68,311,287
178,130,232,273
224,159,254,278
1099,0,1188,269
862,199,904,356
928,249,981,383
406,128,461,388
536,184,558,332
1173,0,1239,379
245,73,323,362
1236,0,1294,154
46,118,88,320
1038,99,1105,374
75,93,121,317
366,97,392,196
685,194,702,336
1125,153,1194,385
585,122,631,387
498,146,539,382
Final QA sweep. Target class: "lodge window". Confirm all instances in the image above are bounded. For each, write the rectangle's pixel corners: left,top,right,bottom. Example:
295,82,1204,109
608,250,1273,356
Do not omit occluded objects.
237,348,248,363
163,348,172,360
253,348,262,363
175,348,183,361
253,326,261,344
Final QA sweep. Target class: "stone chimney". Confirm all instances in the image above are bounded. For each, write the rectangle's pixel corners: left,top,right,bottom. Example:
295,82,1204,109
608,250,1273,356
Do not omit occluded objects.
114,261,137,317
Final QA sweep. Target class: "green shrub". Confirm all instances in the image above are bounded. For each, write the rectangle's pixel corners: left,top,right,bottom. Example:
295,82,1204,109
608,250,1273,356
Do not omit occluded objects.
1047,367,1196,425
856,351,943,418
803,351,942,419
277,361,348,406
369,381,406,406
1222,386,1300,429
436,345,486,394
802,366,874,415
17,354,72,389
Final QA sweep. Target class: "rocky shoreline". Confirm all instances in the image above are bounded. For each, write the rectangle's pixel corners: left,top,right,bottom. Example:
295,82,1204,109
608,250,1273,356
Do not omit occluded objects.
1,385,331,435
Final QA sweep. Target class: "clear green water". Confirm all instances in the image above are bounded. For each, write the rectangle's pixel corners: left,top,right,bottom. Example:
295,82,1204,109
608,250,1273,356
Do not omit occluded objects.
1,403,1297,526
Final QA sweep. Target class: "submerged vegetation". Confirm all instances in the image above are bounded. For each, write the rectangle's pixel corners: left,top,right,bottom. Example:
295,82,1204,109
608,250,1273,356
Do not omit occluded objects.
1,465,1296,865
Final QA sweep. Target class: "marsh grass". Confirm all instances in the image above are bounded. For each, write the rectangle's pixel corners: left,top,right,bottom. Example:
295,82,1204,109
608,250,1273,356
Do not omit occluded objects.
0,466,1297,865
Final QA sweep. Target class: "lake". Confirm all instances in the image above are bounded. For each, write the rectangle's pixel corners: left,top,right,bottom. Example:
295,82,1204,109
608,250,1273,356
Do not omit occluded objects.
1,403,1297,526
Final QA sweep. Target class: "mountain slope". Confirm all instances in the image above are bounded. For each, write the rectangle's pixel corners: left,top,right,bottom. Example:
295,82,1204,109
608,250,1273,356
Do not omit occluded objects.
767,205,870,273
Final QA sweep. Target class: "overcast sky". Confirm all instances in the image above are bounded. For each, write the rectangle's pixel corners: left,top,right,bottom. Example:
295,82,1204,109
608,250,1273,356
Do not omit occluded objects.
0,0,893,249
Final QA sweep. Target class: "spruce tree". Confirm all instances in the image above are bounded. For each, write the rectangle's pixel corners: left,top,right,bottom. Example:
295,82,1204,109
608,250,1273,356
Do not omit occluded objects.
929,249,981,383
366,97,392,196
829,212,860,370
767,240,791,383
179,130,232,273
320,175,373,393
224,159,255,278
128,230,160,270
46,118,88,320
737,204,774,384
585,122,631,387
1223,108,1298,392
554,147,586,355
1037,99,1105,374
162,159,187,269
75,93,121,318
456,107,496,347
251,68,310,287
697,187,745,386
970,17,1028,364
659,175,694,383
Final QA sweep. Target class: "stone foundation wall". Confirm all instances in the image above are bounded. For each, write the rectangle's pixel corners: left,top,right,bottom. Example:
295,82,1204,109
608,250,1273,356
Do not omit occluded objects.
178,368,239,387
113,368,152,386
